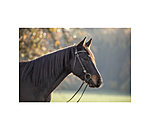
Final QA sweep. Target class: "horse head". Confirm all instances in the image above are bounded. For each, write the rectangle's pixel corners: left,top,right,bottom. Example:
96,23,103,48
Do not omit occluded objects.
71,37,103,88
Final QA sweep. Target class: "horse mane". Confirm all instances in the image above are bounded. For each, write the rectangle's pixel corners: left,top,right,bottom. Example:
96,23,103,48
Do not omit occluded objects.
19,46,74,86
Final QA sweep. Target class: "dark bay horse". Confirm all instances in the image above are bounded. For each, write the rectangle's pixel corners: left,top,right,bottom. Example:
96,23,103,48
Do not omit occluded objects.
19,37,103,102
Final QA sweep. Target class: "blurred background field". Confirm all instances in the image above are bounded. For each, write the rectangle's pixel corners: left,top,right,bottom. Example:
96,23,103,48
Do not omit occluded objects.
19,28,131,102
51,90,131,102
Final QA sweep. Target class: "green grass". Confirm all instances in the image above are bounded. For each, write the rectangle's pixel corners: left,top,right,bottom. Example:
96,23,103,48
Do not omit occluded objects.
51,91,131,102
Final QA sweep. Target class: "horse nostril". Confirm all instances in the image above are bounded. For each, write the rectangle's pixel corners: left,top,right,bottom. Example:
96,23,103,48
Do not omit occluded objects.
97,78,101,86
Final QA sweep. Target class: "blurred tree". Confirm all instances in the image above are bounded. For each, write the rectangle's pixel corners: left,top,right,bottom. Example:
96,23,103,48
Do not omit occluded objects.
19,28,81,61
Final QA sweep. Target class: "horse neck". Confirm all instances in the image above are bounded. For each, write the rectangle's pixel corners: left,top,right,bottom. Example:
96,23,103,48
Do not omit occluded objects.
45,66,71,99
45,47,73,97
51,69,71,91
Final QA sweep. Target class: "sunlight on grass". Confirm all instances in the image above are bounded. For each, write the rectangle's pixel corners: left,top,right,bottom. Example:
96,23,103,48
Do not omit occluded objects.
51,91,131,102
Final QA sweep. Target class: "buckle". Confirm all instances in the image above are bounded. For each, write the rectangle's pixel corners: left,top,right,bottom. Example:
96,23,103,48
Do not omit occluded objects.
85,73,91,82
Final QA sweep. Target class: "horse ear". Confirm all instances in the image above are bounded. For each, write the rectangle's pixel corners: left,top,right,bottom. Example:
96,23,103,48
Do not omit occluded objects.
85,38,92,48
77,37,86,50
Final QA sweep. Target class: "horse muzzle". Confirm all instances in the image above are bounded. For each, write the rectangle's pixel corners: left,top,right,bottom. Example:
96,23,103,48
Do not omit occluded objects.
88,75,103,88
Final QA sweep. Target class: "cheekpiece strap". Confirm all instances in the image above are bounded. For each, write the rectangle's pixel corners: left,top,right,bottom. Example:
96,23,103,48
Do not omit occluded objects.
73,45,87,73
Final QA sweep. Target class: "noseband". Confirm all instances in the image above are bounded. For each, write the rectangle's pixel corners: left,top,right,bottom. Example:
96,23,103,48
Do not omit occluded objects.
67,46,91,102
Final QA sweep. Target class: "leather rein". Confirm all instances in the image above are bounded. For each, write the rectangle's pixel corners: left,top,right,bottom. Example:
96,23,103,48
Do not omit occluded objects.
67,46,91,102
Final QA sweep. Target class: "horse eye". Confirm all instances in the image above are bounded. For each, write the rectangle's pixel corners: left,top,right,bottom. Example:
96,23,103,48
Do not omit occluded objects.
81,57,88,61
